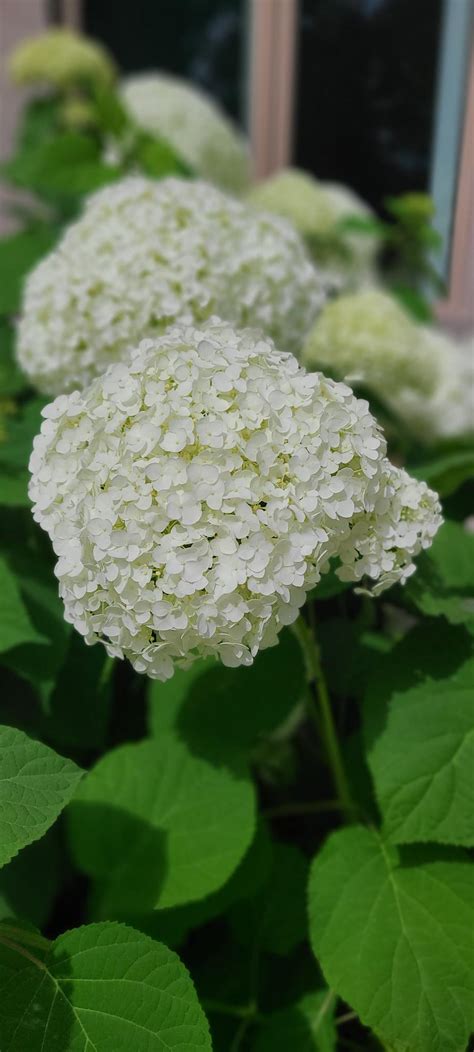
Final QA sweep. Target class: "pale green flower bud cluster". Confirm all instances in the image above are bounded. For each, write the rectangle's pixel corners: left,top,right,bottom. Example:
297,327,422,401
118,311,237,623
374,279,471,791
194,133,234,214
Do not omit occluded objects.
8,27,115,89
17,176,326,396
247,168,378,290
121,72,250,194
302,289,474,443
29,319,442,681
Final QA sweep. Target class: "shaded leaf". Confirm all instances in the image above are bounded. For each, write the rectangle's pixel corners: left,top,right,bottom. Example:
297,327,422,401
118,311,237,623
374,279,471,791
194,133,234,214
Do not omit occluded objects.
229,842,308,956
252,989,336,1051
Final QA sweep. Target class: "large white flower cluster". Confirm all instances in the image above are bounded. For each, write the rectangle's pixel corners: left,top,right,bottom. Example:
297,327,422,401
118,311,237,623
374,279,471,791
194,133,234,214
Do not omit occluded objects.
18,176,325,396
302,289,436,400
121,72,250,193
302,289,474,443
248,168,378,290
29,319,442,681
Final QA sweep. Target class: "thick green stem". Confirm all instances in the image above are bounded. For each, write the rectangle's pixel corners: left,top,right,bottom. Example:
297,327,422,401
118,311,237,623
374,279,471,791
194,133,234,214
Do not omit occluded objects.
294,614,353,820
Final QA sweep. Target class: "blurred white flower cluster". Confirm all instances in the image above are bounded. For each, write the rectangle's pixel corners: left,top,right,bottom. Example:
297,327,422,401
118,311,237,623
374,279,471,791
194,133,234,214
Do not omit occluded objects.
303,289,474,443
248,168,378,291
18,176,326,396
302,289,435,399
8,27,115,88
29,319,442,680
121,72,250,194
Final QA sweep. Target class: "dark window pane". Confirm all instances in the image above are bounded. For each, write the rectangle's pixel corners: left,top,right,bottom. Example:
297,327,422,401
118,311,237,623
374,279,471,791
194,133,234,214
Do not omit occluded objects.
83,0,246,124
295,0,443,209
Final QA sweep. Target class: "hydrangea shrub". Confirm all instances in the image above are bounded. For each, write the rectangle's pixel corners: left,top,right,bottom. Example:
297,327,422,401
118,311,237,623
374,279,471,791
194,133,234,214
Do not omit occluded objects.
0,25,473,1052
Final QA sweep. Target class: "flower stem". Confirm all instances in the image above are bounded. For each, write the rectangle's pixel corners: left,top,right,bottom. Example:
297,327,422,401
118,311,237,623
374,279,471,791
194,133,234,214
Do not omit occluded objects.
294,614,354,820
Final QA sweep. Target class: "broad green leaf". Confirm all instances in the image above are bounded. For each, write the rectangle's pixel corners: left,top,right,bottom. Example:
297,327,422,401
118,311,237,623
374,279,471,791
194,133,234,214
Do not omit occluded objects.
308,826,474,1052
3,132,121,199
366,652,474,846
229,842,308,956
68,735,256,911
412,447,474,496
0,920,211,1050
404,520,474,629
0,555,45,653
0,724,82,867
148,628,305,761
253,990,336,1051
0,829,60,927
0,225,58,315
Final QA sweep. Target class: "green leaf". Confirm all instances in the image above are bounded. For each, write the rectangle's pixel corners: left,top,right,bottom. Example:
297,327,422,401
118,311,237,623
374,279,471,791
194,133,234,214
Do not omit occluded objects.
307,564,351,601
3,133,121,199
0,724,82,867
16,97,61,153
1,552,71,705
411,447,474,496
229,842,308,956
148,628,305,762
308,826,474,1052
404,520,474,629
0,829,60,927
43,634,113,750
0,470,30,506
0,225,58,315
0,397,45,471
253,990,336,1051
0,555,45,653
68,735,256,911
134,131,191,179
0,320,25,396
0,920,212,1050
366,648,474,846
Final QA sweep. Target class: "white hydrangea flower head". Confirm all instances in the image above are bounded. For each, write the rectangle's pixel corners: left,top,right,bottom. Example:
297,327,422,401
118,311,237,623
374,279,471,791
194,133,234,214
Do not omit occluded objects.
247,168,378,290
8,27,115,88
18,175,326,396
302,288,438,400
396,330,474,443
29,318,442,681
121,72,250,194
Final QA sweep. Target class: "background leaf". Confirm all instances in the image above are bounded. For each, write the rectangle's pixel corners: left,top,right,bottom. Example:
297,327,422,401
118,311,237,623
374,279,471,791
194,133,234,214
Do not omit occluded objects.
0,555,45,653
252,989,336,1051
148,628,305,763
0,920,211,1051
0,225,58,315
308,825,474,1052
404,520,474,630
229,841,309,956
0,724,82,867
